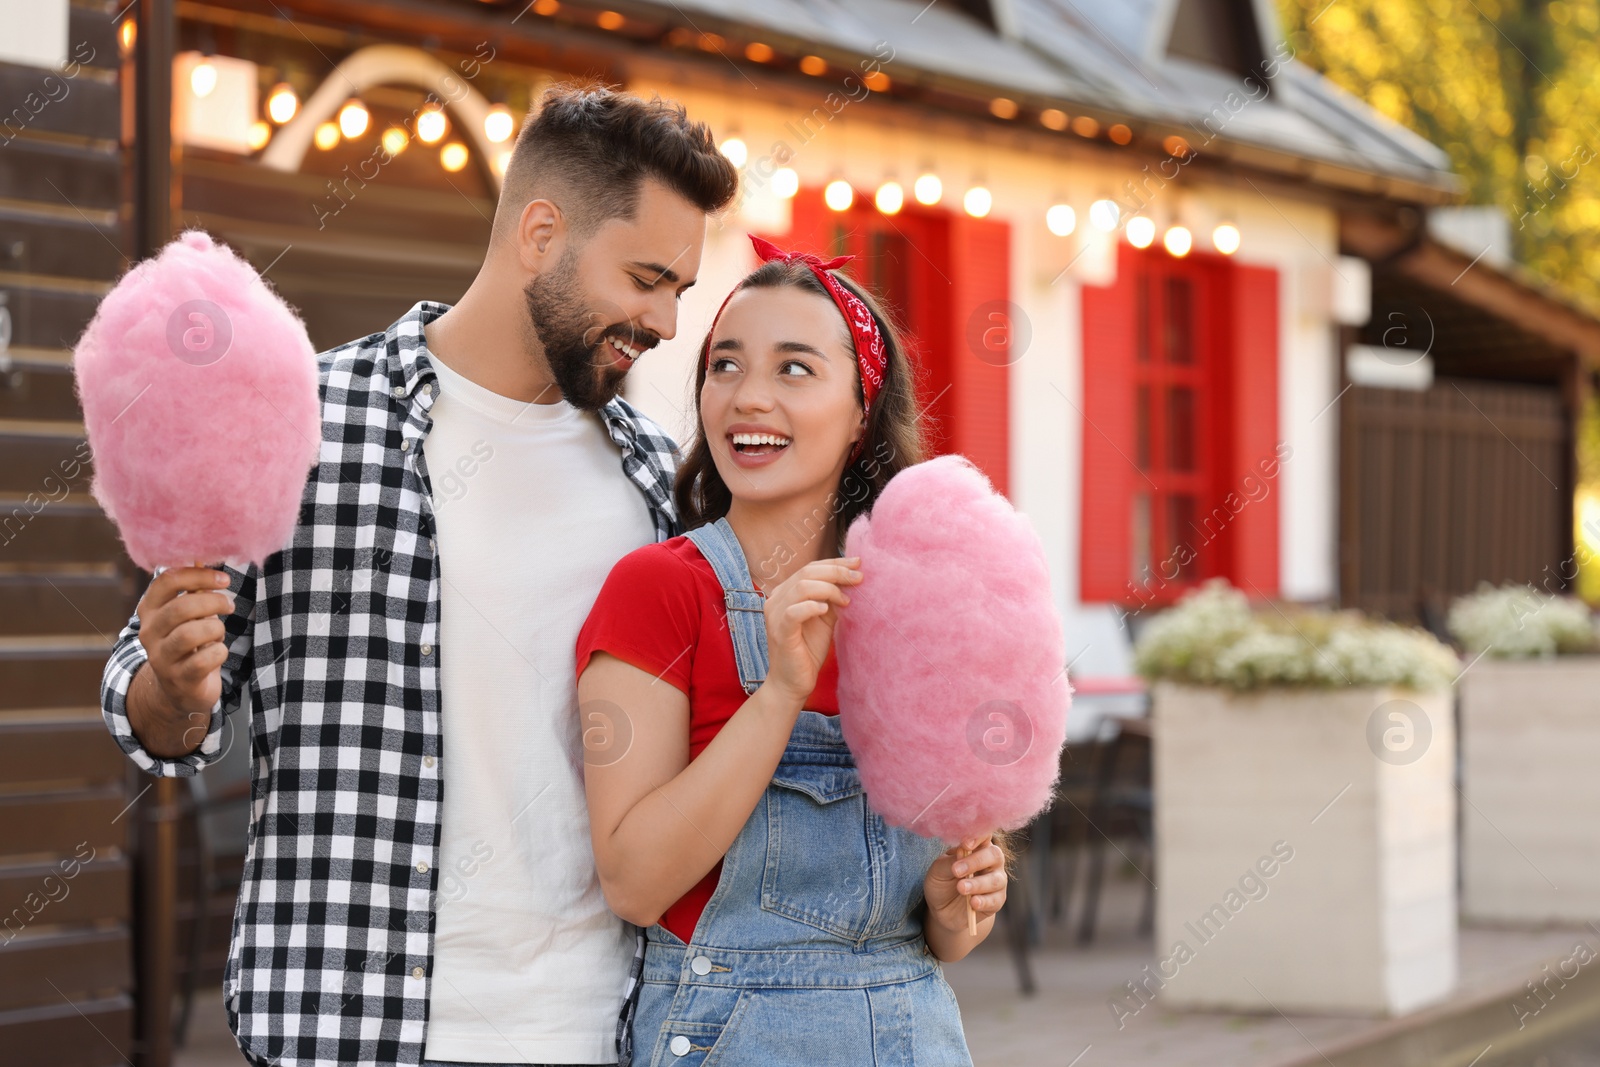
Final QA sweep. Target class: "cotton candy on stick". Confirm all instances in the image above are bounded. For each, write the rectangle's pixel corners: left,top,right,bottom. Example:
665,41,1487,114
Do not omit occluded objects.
835,455,1071,933
75,230,320,571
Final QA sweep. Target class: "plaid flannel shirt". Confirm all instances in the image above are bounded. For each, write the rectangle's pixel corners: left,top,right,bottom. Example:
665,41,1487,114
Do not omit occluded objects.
99,301,680,1066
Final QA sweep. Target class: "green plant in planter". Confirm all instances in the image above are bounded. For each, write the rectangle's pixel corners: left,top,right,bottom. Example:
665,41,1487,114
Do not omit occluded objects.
1446,583,1597,659
1134,580,1459,692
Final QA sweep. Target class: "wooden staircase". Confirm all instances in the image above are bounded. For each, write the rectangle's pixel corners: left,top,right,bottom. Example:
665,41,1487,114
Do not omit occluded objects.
0,3,144,1064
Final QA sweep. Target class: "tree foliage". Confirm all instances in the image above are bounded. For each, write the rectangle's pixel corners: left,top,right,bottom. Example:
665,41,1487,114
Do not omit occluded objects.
1278,0,1600,310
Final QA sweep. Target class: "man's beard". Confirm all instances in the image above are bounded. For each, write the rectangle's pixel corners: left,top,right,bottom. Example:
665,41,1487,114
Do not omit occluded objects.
522,250,649,412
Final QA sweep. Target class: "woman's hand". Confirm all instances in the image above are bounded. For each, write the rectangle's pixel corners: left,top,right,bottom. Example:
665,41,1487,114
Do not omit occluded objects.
924,835,1007,935
760,556,862,705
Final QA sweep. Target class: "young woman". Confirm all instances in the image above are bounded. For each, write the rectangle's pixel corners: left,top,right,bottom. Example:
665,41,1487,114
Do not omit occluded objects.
574,236,1007,1066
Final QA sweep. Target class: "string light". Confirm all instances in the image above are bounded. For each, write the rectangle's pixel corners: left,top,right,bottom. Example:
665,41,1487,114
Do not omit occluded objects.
484,105,514,144
338,100,370,139
719,137,748,167
382,127,409,156
190,60,217,99
989,98,1017,119
313,122,340,150
1039,109,1067,131
267,83,298,124
963,186,992,218
772,167,800,199
1213,223,1241,255
799,55,828,76
745,42,774,62
247,121,271,151
1126,217,1156,248
597,10,624,29
1089,199,1120,231
913,173,942,205
875,181,904,215
824,180,854,211
417,107,448,144
441,142,469,172
1046,204,1076,237
1163,225,1192,257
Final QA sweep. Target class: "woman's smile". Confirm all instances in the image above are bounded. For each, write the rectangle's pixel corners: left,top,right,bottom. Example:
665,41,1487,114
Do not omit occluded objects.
727,423,794,466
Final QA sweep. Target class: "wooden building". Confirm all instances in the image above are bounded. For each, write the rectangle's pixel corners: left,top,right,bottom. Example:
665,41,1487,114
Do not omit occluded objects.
2,0,1598,1064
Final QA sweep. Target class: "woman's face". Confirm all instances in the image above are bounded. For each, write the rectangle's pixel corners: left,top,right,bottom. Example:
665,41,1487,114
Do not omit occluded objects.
700,284,866,506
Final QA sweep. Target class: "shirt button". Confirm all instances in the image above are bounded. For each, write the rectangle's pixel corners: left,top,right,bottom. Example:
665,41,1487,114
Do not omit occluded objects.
420,644,433,656
400,439,411,452
429,538,437,552
669,1035,691,1057
393,386,405,398
416,861,429,873
411,966,424,980
690,954,712,976
423,755,435,768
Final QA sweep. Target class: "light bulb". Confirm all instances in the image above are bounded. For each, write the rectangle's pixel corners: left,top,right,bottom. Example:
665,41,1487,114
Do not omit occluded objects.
313,122,340,151
1047,204,1076,237
190,60,217,99
963,186,992,218
719,137,748,167
267,83,298,124
338,100,369,139
1089,199,1120,232
772,167,800,199
824,180,854,211
441,142,469,172
875,181,904,215
1164,225,1193,257
1126,216,1156,248
484,105,514,144
913,173,942,205
1213,223,1241,255
417,108,448,144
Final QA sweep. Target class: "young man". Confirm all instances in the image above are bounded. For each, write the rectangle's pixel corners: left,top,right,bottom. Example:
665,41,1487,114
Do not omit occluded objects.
98,85,738,1067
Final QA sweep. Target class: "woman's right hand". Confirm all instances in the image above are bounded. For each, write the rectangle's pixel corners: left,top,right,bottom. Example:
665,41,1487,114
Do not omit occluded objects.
760,556,863,706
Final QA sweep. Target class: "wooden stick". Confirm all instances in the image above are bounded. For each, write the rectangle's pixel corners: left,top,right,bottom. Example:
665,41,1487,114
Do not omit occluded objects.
956,845,978,936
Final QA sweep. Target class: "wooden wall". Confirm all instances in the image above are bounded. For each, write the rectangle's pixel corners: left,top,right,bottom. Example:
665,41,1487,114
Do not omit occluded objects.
0,2,141,1061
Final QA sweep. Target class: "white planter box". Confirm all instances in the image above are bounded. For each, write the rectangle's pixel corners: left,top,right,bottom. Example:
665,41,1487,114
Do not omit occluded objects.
1461,658,1600,923
1149,683,1456,1016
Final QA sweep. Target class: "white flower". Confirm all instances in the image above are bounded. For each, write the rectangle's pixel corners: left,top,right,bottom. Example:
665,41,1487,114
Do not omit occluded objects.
1447,583,1596,659
1134,580,1459,692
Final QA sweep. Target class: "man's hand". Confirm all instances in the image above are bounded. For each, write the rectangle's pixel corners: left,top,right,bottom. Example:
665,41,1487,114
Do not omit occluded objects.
127,565,235,758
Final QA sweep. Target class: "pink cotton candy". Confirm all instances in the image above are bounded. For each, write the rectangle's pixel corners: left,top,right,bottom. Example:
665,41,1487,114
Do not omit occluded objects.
836,455,1070,842
75,230,320,571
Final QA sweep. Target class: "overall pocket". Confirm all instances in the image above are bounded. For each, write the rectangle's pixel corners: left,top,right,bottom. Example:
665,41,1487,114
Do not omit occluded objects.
760,760,885,941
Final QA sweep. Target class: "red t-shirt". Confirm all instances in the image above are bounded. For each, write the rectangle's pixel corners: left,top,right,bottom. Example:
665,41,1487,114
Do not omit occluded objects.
575,535,839,943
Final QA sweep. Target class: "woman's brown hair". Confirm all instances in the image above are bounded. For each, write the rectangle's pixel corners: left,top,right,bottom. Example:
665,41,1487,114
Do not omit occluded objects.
673,258,926,562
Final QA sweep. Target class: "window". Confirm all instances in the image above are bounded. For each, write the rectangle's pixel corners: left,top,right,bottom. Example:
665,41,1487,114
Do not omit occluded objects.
1081,244,1280,605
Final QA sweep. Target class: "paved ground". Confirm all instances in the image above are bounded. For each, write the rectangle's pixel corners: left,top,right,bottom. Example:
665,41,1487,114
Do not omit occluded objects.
174,870,1597,1067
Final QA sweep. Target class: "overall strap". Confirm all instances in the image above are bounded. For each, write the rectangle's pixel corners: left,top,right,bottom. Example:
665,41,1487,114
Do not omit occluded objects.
684,518,769,695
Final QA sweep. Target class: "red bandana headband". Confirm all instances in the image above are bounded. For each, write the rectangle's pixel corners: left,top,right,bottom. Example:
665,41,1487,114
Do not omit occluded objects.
704,233,888,465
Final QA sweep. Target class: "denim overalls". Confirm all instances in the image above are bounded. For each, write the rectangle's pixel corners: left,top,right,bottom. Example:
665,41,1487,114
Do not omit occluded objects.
629,517,974,1067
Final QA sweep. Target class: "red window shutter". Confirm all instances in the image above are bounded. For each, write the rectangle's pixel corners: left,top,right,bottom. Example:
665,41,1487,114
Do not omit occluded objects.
944,215,1011,498
1080,249,1139,602
1224,263,1280,596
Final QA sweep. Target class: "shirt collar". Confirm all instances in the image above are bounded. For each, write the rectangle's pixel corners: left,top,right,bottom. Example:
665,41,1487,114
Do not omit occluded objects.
382,299,643,450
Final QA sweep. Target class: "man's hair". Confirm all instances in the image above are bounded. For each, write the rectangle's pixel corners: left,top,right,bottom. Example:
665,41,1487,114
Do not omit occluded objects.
496,82,738,237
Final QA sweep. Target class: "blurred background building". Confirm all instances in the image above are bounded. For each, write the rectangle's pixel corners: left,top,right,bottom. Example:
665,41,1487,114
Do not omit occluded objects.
4,0,1600,1065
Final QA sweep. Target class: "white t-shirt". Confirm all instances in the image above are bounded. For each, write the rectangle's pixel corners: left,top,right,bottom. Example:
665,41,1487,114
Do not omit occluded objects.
421,351,656,1064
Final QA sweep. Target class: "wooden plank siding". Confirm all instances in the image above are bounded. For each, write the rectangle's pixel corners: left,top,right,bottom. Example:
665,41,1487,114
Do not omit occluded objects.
0,2,140,1064
1338,379,1572,623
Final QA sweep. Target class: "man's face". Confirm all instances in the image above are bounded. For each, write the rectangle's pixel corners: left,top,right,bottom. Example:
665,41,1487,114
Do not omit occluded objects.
523,179,707,410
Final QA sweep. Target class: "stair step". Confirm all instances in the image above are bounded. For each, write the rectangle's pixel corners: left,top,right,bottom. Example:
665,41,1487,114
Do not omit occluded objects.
0,572,131,636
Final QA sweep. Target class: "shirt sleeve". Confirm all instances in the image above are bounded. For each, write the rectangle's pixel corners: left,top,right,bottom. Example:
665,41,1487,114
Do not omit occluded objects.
100,562,257,777
576,544,701,696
